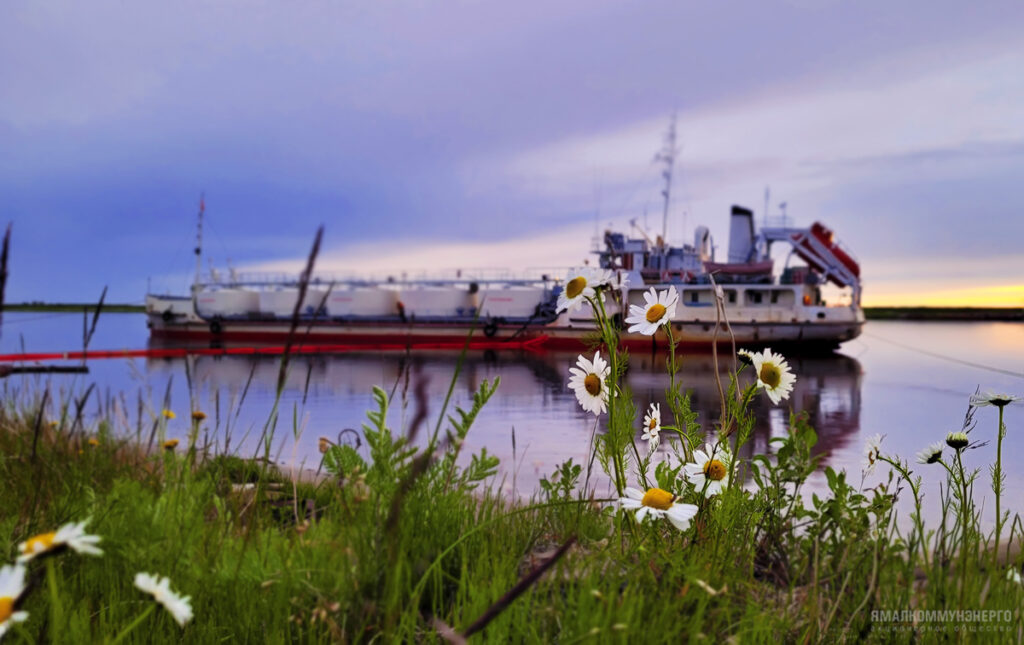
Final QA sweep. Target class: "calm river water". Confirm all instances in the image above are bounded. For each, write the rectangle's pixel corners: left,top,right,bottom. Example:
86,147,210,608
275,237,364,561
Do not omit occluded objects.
2,312,1021,525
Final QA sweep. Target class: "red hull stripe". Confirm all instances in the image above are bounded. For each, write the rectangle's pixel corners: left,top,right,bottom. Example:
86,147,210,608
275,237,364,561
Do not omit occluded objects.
0,335,551,363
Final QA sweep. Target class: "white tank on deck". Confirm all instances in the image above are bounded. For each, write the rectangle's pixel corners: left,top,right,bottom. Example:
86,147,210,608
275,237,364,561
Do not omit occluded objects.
258,287,328,317
195,288,260,318
398,287,474,318
478,287,546,319
326,287,397,317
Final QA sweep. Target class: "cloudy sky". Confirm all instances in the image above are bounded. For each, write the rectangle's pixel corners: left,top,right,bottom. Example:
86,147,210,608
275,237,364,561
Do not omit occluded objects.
2,1,1023,306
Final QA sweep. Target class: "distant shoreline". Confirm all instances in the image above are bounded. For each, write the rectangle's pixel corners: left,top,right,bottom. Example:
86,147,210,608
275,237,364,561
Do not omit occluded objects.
2,303,145,313
864,306,1023,321
2,302,1021,321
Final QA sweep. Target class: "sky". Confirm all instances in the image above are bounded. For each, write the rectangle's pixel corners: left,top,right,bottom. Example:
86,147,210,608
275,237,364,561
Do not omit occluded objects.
2,1,1023,306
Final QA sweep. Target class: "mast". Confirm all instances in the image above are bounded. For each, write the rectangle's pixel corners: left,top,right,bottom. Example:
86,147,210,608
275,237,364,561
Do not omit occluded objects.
193,193,204,294
655,113,678,247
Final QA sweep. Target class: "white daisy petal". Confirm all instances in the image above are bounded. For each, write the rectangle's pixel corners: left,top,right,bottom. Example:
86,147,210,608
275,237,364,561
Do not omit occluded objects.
862,433,884,474
0,563,29,636
135,572,194,627
613,486,696,531
915,441,945,465
970,391,1022,408
744,348,796,405
568,351,610,416
18,520,103,562
624,287,678,335
684,443,732,497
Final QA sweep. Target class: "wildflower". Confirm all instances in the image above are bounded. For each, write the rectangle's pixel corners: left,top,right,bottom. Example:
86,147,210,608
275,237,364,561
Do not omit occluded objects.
624,287,678,335
618,487,698,531
1007,568,1022,585
684,443,732,496
134,573,193,627
18,520,103,562
915,441,944,465
640,403,661,445
946,431,969,451
741,348,796,404
191,410,207,421
863,433,883,474
970,392,1022,409
87,438,100,447
318,437,331,454
162,409,176,420
0,564,29,639
163,439,179,450
568,352,610,416
556,268,611,313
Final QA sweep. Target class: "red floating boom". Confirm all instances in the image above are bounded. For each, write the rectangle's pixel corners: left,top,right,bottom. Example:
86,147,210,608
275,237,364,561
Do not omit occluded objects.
0,335,549,364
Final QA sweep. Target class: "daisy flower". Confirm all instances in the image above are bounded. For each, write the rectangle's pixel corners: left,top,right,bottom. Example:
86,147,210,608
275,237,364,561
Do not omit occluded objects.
915,441,944,465
684,443,732,497
0,564,29,639
17,520,103,562
1007,568,1022,585
556,268,611,313
568,352,610,416
946,431,969,451
970,392,1022,409
640,403,661,445
863,433,883,474
741,348,796,404
624,287,678,335
618,487,698,531
134,573,193,627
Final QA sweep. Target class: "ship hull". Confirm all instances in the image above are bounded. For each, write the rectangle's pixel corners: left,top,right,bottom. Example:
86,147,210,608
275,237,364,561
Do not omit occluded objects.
147,315,862,352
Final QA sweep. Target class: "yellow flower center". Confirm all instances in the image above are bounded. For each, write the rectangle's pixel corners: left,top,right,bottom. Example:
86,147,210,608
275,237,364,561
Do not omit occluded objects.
22,531,57,555
648,418,658,430
583,373,602,397
641,488,675,510
566,276,587,299
0,597,13,623
88,438,99,446
759,363,782,389
703,459,727,481
645,303,667,323
162,409,175,419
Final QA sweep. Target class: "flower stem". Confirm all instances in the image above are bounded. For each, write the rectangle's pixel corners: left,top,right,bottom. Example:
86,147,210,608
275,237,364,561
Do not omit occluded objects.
108,604,156,645
994,405,1005,566
46,558,62,639
955,448,970,610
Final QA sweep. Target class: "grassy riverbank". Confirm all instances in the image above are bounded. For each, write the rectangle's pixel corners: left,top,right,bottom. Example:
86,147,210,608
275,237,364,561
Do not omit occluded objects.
2,357,1023,642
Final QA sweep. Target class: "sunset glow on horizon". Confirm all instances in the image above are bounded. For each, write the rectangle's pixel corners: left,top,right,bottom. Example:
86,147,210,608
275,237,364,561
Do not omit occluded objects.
862,283,1024,308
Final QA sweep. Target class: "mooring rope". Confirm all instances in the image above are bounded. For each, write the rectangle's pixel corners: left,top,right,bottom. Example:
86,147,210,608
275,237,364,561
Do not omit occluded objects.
863,330,1024,380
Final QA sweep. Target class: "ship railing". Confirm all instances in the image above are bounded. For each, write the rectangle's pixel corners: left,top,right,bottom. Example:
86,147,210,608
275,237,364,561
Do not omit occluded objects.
197,269,561,289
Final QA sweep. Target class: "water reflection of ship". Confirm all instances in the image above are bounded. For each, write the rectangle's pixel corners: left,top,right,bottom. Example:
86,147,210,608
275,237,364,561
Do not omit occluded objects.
628,352,862,464
145,347,861,468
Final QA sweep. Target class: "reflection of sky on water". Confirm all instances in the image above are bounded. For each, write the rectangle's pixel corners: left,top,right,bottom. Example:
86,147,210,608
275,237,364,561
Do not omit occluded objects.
2,314,1022,528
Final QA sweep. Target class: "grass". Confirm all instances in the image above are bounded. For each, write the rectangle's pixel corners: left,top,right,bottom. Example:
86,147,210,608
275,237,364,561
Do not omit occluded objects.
1,284,1023,642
